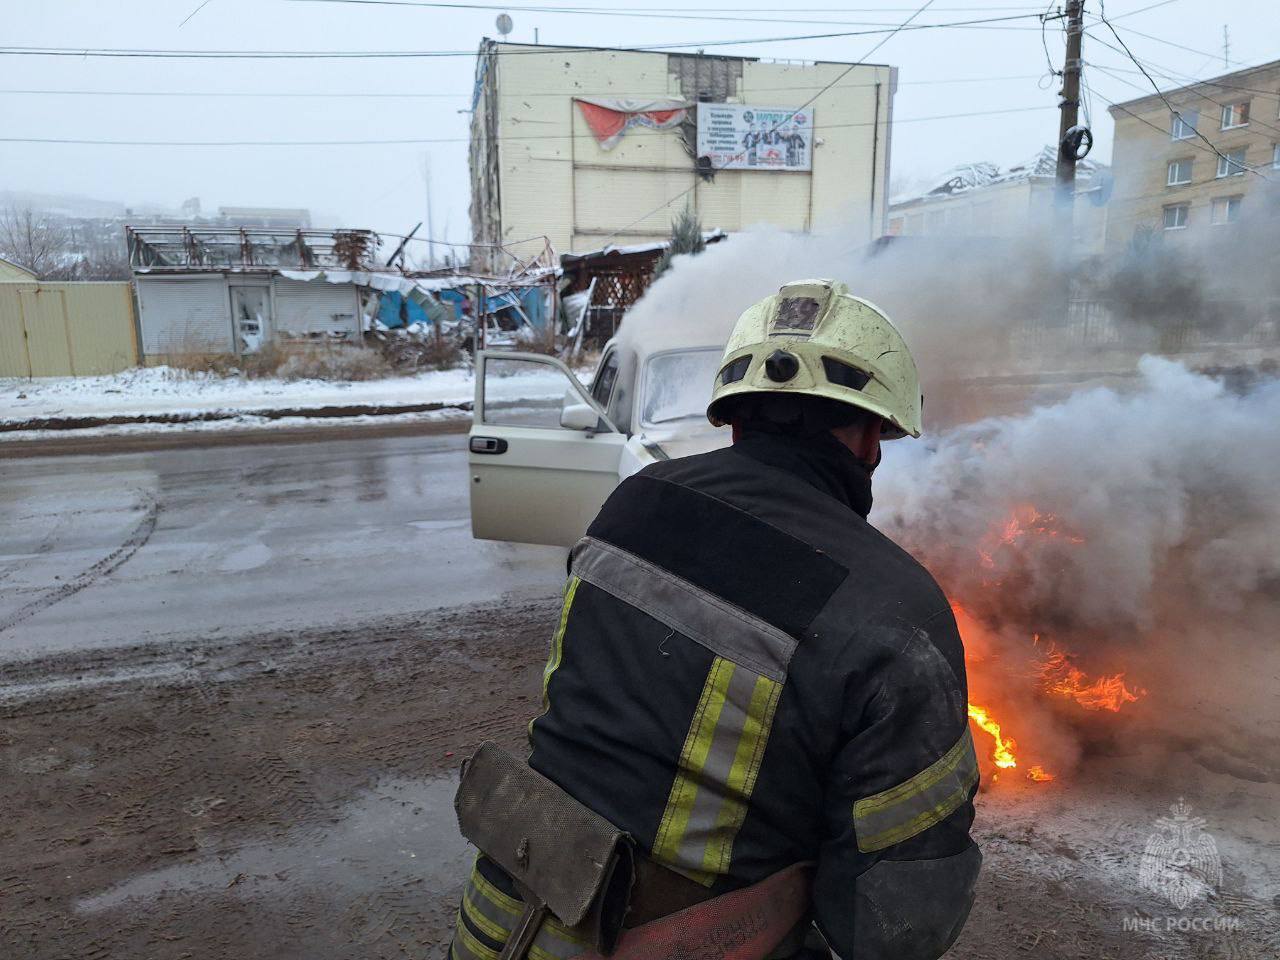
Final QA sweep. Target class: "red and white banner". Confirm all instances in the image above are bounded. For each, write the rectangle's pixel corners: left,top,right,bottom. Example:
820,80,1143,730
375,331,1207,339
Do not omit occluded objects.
575,98,689,151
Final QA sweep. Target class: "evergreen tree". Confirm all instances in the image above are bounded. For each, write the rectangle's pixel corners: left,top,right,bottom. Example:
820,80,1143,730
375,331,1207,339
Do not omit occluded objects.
651,206,706,279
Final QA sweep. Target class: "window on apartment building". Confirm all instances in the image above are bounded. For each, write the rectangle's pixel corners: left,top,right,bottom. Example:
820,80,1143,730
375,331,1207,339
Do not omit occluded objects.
1216,147,1247,178
1220,101,1250,129
1163,203,1189,230
1210,195,1242,225
1171,109,1198,140
1167,157,1193,185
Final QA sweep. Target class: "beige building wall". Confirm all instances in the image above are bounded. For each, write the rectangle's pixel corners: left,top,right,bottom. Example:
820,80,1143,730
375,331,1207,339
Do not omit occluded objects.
1105,59,1280,254
887,176,1108,255
0,257,38,282
0,282,139,378
474,43,894,256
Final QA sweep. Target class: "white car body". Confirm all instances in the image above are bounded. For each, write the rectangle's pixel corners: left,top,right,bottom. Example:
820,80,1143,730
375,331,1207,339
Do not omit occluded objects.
468,338,730,547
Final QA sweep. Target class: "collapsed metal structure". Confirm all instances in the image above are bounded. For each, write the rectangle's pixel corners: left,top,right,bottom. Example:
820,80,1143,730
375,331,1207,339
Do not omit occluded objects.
126,226,382,273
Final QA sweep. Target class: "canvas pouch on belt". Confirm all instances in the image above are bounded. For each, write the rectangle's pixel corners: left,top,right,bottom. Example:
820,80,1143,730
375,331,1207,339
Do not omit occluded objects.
454,742,636,954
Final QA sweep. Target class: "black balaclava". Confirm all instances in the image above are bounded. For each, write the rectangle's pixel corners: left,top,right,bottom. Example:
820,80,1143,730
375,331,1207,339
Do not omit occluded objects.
726,395,877,518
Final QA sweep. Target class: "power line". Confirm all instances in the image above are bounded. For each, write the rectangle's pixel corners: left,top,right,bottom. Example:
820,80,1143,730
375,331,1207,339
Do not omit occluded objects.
289,0,1042,28
0,14,1049,61
1091,87,1272,181
600,0,943,243
1087,36,1280,119
1091,5,1270,181
0,104,1051,147
1087,18,1280,148
1088,59,1280,145
0,75,1050,100
1082,61,1280,99
1086,16,1247,66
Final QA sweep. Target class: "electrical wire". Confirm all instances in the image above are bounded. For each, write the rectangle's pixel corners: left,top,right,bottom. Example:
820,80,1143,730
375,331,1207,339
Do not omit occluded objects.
288,0,1042,28
1090,86,1271,180
1087,16,1246,66
1091,4,1270,181
0,13,1049,60
598,0,943,243
0,74,1050,100
1085,27,1280,144
0,104,1051,147
1088,57,1280,143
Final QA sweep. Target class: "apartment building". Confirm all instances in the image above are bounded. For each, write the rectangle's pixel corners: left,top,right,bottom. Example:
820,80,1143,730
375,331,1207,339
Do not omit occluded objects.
1105,58,1280,253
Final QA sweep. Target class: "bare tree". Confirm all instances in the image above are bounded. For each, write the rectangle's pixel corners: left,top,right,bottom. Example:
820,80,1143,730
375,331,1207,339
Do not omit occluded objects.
0,207,72,279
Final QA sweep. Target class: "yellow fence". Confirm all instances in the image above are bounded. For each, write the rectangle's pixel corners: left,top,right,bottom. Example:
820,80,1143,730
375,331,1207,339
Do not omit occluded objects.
0,282,140,378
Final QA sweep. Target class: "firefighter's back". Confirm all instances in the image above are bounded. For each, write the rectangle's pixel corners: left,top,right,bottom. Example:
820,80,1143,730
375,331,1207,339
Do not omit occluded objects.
528,439,961,892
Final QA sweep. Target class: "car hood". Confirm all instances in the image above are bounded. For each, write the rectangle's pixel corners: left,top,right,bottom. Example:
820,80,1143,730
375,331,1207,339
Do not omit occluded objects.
642,424,730,461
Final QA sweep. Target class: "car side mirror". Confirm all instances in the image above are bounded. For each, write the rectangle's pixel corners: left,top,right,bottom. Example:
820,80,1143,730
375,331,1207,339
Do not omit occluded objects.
560,402,600,431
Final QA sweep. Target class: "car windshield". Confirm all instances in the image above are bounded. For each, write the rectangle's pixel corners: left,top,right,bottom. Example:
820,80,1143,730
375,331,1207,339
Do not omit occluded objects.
641,349,723,426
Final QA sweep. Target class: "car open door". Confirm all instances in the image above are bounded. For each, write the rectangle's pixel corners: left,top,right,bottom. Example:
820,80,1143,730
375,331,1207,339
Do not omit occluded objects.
469,351,628,547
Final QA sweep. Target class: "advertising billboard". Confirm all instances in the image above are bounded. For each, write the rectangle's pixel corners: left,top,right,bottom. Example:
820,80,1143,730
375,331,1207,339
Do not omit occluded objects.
695,103,814,172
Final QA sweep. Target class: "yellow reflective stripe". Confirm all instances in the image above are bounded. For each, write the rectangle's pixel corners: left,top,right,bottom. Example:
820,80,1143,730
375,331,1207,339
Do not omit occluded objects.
466,860,588,959
529,576,581,739
652,657,735,880
454,913,500,960
470,865,522,918
853,727,979,853
702,672,782,876
463,885,510,943
652,657,781,886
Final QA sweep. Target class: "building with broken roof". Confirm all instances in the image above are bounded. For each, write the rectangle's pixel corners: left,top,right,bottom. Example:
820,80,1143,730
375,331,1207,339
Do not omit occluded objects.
126,225,434,359
887,147,1110,256
469,41,895,267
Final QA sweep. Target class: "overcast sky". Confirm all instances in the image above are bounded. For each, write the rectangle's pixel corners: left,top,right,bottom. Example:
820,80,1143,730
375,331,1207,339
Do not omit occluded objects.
3,0,1276,256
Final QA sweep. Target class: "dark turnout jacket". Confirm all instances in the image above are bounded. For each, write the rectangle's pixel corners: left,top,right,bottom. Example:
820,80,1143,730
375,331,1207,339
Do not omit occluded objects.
453,432,981,960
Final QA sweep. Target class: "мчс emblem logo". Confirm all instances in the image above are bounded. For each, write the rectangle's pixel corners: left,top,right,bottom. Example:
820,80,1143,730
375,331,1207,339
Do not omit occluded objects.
1138,798,1223,910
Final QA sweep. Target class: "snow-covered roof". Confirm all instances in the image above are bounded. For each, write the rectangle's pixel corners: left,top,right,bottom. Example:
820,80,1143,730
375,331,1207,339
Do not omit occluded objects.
563,230,728,263
891,146,1107,207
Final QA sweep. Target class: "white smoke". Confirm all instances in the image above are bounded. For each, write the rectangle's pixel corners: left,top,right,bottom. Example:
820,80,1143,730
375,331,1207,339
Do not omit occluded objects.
621,220,1280,770
877,357,1280,631
618,222,1057,408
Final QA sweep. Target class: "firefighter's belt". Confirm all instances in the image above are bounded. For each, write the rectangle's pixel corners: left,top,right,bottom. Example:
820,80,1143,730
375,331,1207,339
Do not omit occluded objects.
454,742,636,957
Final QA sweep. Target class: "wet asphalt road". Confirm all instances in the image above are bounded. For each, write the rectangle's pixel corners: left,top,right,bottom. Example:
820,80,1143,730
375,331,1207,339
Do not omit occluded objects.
0,432,567,660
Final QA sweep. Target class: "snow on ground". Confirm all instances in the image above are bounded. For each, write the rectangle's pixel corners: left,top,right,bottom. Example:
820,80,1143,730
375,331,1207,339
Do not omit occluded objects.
0,364,583,424
0,407,472,445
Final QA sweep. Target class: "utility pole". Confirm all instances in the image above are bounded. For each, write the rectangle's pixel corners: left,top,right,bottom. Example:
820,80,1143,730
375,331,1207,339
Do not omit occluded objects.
1222,25,1230,69
1054,0,1086,220
424,154,436,270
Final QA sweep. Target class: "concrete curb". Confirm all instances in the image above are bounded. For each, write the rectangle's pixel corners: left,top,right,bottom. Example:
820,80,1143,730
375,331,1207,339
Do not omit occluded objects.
0,399,474,434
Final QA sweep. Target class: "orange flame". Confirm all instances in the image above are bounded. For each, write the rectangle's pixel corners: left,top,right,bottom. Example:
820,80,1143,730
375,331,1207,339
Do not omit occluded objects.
1028,765,1056,782
978,504,1085,571
967,702,1018,769
1040,650,1145,712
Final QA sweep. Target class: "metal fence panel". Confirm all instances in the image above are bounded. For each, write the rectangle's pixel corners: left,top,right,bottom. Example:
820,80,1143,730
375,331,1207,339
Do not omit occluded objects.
0,282,138,378
60,283,140,375
0,287,31,377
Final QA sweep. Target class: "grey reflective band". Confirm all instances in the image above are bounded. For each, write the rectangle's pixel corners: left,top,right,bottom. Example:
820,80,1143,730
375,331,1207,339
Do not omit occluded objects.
853,727,979,853
570,537,797,683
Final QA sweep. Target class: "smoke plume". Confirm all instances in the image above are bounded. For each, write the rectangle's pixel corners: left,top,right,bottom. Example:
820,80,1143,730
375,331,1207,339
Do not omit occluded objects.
621,214,1280,774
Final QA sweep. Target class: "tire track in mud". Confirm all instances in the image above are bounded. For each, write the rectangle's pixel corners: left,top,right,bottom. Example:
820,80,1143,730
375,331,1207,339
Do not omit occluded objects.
0,491,159,635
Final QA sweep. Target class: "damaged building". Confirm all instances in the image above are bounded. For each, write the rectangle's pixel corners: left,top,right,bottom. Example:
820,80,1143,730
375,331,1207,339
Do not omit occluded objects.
469,41,896,267
886,147,1111,256
126,226,432,359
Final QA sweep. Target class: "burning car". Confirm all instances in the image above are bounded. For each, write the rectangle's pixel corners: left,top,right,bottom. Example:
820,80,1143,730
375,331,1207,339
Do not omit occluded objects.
467,337,730,547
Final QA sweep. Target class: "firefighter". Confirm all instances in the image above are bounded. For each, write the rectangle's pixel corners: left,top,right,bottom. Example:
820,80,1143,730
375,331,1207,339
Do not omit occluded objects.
452,279,981,960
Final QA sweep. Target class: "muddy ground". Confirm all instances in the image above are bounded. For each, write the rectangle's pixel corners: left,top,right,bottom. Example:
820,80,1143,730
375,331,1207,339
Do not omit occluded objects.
2,599,1276,960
